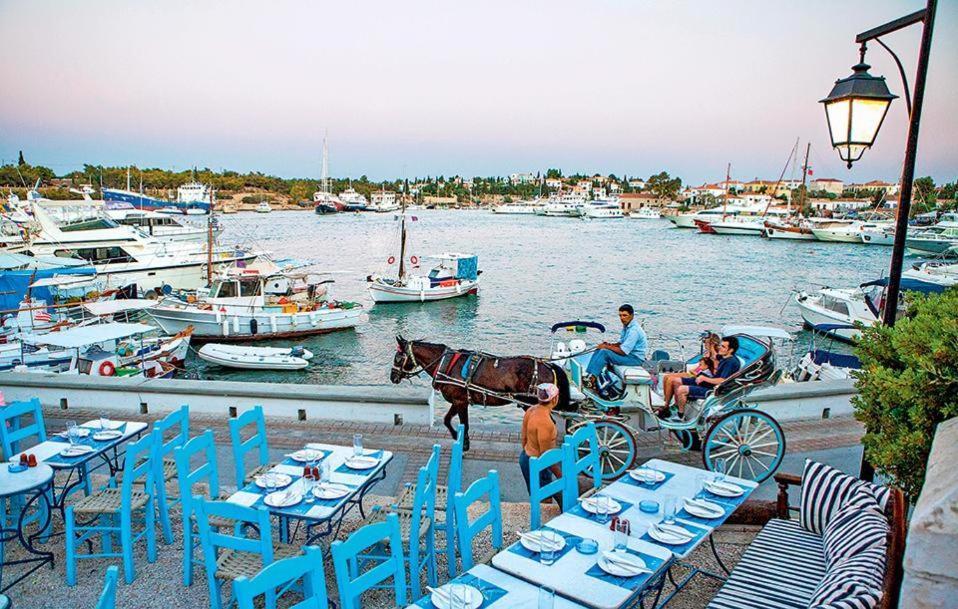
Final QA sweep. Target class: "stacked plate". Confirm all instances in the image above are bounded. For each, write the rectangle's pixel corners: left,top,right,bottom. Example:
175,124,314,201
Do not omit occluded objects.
647,522,695,545
313,483,351,500
344,455,380,470
429,584,483,609
264,489,302,508
288,449,324,463
59,445,94,458
518,530,565,553
598,550,651,577
704,479,745,497
93,430,123,442
579,496,622,515
683,497,724,519
255,472,293,489
629,468,665,484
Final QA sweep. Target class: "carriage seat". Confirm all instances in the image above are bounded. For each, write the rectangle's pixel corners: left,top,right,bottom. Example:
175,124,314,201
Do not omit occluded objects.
612,365,652,385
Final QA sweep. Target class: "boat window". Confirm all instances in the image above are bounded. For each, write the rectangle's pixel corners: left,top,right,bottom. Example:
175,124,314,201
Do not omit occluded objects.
821,296,849,316
239,279,261,297
53,247,133,264
217,281,239,298
77,359,93,375
60,218,119,232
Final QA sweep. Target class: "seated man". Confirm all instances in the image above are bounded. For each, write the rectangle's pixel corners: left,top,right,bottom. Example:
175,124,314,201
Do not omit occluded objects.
666,336,741,419
584,304,647,390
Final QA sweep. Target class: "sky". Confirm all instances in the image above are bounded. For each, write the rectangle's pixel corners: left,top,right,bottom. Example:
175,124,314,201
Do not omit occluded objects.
1,0,956,185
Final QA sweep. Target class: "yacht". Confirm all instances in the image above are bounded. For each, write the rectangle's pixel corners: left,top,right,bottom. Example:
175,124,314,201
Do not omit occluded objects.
339,187,369,211
903,257,958,287
706,209,790,236
764,218,817,240
667,204,762,229
369,191,401,213
105,204,216,243
538,194,586,217
860,225,897,245
314,135,346,215
629,207,661,220
812,220,892,243
492,200,542,215
256,201,272,214
101,173,211,215
583,199,624,219
905,214,958,255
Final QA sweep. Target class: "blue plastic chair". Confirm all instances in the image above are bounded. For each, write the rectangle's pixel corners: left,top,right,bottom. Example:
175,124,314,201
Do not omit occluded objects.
195,498,301,609
453,470,503,571
561,422,601,508
331,513,407,609
65,432,157,586
95,565,119,609
228,406,273,487
174,430,224,587
233,546,328,609
529,447,566,529
149,405,190,544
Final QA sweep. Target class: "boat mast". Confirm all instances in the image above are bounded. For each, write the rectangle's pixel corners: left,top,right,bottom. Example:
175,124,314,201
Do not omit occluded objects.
798,141,811,216
721,163,731,221
322,133,329,202
398,192,407,281
761,138,799,218
206,187,214,286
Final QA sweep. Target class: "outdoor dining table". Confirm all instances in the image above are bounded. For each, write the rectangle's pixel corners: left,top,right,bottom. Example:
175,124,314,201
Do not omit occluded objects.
225,441,393,542
0,462,55,593
8,419,149,519
406,563,589,609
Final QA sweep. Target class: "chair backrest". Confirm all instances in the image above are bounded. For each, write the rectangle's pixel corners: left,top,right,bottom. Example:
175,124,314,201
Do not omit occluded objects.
228,405,269,486
95,565,120,609
561,422,601,507
233,546,328,609
331,513,407,609
174,430,220,523
447,424,465,513
151,404,190,465
453,470,503,571
0,397,45,458
409,444,441,542
195,498,275,571
529,447,565,529
119,433,155,503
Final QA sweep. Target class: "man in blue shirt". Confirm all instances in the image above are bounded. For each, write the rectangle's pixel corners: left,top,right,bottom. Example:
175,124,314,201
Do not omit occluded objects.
670,336,741,418
585,304,648,389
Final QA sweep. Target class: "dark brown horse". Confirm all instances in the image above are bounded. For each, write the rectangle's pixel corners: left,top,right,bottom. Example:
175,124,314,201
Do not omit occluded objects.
390,335,572,450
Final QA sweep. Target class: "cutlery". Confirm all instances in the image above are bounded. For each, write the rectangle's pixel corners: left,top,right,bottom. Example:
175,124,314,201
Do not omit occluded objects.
516,531,562,550
650,524,688,543
602,550,650,572
657,523,694,540
686,498,723,516
427,585,466,607
706,480,743,494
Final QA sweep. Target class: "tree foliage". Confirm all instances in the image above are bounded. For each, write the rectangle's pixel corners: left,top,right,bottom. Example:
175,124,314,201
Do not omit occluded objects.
852,288,958,499
646,171,682,201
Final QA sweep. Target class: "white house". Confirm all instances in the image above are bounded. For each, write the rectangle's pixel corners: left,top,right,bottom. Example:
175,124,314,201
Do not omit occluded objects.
545,178,563,190
810,178,844,196
509,172,536,186
628,179,647,190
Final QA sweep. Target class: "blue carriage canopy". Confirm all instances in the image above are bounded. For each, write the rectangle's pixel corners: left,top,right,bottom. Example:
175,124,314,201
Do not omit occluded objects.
860,277,948,294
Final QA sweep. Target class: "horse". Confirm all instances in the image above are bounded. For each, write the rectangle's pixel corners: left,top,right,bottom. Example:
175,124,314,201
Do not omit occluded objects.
390,335,572,451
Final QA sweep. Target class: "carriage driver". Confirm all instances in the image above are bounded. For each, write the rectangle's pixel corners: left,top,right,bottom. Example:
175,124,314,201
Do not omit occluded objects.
584,304,648,390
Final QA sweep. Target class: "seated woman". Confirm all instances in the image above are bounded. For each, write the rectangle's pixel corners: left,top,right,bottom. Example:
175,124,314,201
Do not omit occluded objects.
658,332,719,416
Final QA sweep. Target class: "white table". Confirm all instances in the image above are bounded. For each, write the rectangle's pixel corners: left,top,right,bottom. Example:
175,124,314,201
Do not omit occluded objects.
406,564,588,608
0,463,55,593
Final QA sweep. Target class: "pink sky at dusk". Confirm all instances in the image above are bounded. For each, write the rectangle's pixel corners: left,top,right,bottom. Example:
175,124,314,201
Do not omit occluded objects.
1,0,955,184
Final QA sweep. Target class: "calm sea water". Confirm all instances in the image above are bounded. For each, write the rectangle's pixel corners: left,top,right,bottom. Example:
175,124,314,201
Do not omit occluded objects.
187,210,895,420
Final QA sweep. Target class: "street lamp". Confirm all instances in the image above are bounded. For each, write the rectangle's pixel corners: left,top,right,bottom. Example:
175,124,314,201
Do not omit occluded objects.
820,56,897,169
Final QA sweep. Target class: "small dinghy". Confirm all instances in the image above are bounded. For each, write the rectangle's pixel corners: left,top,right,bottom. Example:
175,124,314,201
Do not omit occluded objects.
197,344,314,370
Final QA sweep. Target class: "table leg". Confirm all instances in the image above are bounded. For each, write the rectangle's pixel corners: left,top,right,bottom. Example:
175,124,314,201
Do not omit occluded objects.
0,482,55,593
708,535,731,575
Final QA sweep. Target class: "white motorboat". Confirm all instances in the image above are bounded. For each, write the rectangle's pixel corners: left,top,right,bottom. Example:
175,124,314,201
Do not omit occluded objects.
147,263,363,341
810,220,865,243
256,201,272,214
197,343,313,370
905,214,958,255
538,194,586,217
339,187,369,211
492,201,541,215
629,207,660,219
708,216,766,236
860,226,896,245
369,190,400,213
583,199,624,219
667,204,763,229
369,253,480,303
903,257,958,286
106,204,217,244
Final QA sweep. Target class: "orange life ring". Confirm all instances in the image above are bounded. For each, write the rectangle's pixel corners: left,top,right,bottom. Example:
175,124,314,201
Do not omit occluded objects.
387,256,396,264
410,255,419,265
99,361,116,377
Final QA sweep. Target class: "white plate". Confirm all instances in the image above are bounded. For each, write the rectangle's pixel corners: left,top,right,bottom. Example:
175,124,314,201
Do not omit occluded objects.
59,445,95,457
93,430,123,442
684,498,724,519
95,420,124,430
255,473,292,489
598,551,647,577
288,449,324,463
629,468,665,483
580,496,622,515
519,531,566,553
430,584,482,609
704,480,744,498
60,428,91,438
344,456,380,470
263,490,302,508
312,484,351,500
647,524,693,545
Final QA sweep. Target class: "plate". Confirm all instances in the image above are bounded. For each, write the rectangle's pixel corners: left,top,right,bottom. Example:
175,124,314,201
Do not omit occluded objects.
684,498,724,519
288,449,324,463
60,428,91,438
93,430,123,442
598,551,648,577
519,531,566,553
263,490,302,508
629,468,665,483
344,456,380,470
580,496,622,515
95,420,124,430
704,480,744,497
429,584,482,609
255,473,292,489
312,483,350,500
647,524,693,545
59,445,95,458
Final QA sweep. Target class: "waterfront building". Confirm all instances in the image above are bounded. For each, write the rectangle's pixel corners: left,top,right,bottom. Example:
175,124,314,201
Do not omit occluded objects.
848,180,901,196
618,192,671,212
509,172,536,185
811,177,845,195
545,178,563,190
628,178,647,189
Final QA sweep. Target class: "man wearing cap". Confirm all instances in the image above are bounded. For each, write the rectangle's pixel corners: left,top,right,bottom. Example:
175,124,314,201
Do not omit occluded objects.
519,383,563,504
585,304,647,389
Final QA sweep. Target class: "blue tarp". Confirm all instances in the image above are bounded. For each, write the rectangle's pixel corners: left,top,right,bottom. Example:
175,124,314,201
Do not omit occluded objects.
860,277,948,294
456,255,478,281
0,265,97,312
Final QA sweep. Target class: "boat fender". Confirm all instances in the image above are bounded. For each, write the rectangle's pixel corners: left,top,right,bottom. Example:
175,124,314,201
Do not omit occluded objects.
291,315,297,328
250,319,258,335
270,315,277,333
99,361,115,377
232,317,240,333
388,256,395,264
222,319,230,337
310,312,318,326
410,255,419,265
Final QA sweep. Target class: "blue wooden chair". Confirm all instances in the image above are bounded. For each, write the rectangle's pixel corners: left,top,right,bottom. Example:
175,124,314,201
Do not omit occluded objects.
529,447,566,529
331,513,407,609
194,498,301,609
453,470,503,571
65,432,157,586
149,405,190,544
95,565,119,609
561,422,601,508
175,430,234,587
0,594,8,609
228,406,276,487
233,546,328,609
396,424,464,577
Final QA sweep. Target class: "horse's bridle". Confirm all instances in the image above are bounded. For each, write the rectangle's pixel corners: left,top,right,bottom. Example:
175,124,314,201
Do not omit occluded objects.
392,342,447,380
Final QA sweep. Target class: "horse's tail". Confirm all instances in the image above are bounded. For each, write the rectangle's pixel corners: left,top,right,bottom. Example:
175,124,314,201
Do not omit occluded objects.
547,362,574,412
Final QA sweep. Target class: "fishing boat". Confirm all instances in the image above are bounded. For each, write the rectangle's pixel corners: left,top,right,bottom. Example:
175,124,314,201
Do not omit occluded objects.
255,201,272,214
905,214,958,255
629,207,660,219
197,343,313,370
146,264,363,341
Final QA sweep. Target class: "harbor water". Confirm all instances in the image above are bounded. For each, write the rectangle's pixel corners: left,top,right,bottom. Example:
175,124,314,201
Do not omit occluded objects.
192,210,895,422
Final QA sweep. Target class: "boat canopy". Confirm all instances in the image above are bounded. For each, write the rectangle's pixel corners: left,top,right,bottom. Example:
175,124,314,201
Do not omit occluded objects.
82,300,156,317
0,258,96,311
860,277,947,294
720,325,793,341
551,320,606,333
0,252,91,271
455,255,478,281
29,275,98,289
22,322,154,348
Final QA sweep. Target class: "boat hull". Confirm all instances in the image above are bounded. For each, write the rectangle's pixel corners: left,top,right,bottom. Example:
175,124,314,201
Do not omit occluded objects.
369,280,480,303
147,305,363,340
905,238,958,255
709,222,764,236
197,344,310,370
794,296,864,342
811,229,862,243
668,214,698,228
860,231,895,245
765,226,816,240
102,189,210,214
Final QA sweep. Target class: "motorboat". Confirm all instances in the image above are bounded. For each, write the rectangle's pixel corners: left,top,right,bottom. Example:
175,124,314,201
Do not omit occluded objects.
860,225,896,245
629,207,660,220
538,194,586,217
255,201,272,214
583,199,624,219
764,218,816,240
221,204,238,214
810,220,867,243
196,343,313,370
368,191,400,213
147,263,363,341
369,253,480,303
492,201,542,215
903,255,958,287
105,204,217,243
905,215,958,255
790,324,861,382
707,216,767,236
666,204,761,229
339,187,369,211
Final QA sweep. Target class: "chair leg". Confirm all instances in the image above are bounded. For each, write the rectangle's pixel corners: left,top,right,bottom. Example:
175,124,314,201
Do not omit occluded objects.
99,515,114,554
121,513,136,584
445,518,456,579
145,499,157,563
65,507,77,587
81,462,93,496
208,574,224,609
409,545,421,600
156,480,174,545
183,525,194,587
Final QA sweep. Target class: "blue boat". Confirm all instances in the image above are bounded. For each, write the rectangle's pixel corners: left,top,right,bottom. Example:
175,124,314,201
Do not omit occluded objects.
102,183,211,215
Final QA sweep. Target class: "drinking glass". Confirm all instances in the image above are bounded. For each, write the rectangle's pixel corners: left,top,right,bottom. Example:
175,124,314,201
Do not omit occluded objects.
320,460,331,485
303,475,315,504
538,585,555,609
713,458,727,484
613,519,630,551
353,434,363,457
65,421,78,447
448,582,469,609
596,495,612,524
264,475,277,495
539,530,560,566
663,495,677,525
99,414,110,430
695,473,707,500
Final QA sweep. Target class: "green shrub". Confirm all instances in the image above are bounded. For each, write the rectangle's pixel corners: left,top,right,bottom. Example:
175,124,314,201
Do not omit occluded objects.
852,288,958,499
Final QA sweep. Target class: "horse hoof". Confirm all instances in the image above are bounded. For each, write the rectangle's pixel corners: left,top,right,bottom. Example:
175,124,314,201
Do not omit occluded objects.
463,437,471,452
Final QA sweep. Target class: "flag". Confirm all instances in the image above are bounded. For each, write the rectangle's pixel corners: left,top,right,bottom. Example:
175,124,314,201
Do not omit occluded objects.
34,311,51,323
807,167,814,176
411,216,418,221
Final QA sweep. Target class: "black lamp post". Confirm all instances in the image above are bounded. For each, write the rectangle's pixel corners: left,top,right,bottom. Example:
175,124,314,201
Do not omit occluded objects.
822,1,937,480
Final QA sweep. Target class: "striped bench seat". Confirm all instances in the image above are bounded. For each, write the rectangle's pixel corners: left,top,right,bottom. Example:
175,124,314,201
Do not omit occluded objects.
708,519,827,609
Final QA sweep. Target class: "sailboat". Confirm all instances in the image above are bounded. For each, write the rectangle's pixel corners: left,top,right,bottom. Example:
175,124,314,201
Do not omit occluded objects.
366,201,480,303
701,164,768,236
765,142,817,241
314,135,345,214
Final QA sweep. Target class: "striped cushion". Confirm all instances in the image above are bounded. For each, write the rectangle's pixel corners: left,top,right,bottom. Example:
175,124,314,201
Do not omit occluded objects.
821,487,888,570
808,547,884,608
799,460,891,534
707,519,827,609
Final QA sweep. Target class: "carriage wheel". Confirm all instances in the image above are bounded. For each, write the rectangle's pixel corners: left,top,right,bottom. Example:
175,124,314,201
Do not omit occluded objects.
572,420,637,481
671,429,701,452
702,409,785,483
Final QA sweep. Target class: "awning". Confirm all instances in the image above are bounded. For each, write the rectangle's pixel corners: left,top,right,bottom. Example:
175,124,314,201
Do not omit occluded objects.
29,275,98,289
21,322,155,348
82,300,156,316
860,277,947,294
